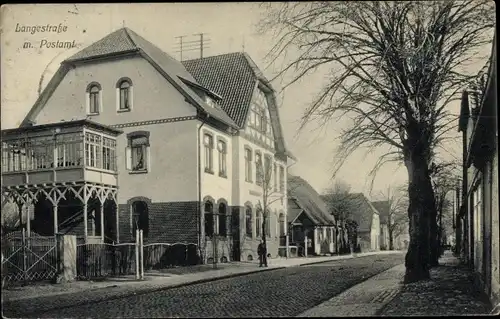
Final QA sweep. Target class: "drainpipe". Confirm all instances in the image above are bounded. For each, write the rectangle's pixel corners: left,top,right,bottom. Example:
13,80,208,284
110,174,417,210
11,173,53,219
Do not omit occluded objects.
197,112,210,263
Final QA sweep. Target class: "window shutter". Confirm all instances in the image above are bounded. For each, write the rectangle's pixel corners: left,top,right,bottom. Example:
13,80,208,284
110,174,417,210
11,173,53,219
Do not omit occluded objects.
125,147,132,170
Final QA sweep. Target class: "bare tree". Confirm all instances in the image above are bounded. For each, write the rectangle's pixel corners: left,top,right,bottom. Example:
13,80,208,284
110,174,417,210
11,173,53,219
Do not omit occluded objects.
322,180,360,254
429,160,461,266
375,185,409,250
258,1,494,283
255,153,286,265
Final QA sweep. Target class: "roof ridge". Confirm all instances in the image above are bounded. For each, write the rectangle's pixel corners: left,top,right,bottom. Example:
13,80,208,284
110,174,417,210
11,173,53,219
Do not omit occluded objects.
122,27,138,48
182,51,244,63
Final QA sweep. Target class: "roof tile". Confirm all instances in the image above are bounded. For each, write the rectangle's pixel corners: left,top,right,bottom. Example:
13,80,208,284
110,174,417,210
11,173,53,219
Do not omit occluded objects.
182,52,259,128
288,174,336,226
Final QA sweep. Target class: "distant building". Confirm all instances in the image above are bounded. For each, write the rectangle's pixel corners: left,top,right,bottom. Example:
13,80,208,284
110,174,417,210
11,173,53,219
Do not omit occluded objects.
371,200,409,251
321,192,381,252
457,31,499,307
287,175,337,256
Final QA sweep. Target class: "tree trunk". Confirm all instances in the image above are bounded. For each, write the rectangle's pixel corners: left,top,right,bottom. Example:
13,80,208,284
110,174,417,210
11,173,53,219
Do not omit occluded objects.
429,198,444,267
262,216,267,265
388,227,394,250
403,151,436,283
428,208,439,267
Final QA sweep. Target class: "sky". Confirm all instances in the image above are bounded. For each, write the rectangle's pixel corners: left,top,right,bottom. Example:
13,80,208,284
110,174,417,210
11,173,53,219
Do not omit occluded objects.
1,3,477,200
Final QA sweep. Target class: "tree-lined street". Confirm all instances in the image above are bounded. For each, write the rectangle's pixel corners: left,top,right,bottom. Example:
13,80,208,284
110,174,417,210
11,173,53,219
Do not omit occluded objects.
3,253,404,318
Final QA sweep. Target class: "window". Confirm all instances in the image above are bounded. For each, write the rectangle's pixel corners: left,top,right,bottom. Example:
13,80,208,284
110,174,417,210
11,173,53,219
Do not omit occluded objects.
244,148,252,182
204,134,214,173
273,163,278,191
218,203,227,237
473,182,482,247
255,152,263,186
264,155,272,183
205,201,214,237
256,209,262,238
87,83,101,114
245,206,253,237
261,111,268,134
126,132,150,172
102,137,116,171
85,133,102,168
117,79,132,111
279,213,285,236
132,201,149,238
217,140,227,177
279,165,285,193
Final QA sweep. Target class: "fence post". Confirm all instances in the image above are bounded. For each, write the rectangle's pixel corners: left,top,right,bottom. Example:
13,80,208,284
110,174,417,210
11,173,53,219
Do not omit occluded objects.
22,228,27,286
135,230,139,280
139,230,144,280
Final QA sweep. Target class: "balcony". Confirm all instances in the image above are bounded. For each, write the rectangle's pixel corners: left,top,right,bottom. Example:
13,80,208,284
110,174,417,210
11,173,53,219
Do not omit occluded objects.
1,120,122,188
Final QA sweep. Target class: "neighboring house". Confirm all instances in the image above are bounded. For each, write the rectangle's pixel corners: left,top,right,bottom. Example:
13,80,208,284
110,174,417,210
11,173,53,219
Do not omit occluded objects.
457,32,499,308
371,201,390,250
321,193,381,252
1,27,293,263
287,175,337,256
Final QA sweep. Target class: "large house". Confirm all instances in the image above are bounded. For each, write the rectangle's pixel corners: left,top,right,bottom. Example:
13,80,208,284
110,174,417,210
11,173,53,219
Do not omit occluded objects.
287,175,337,256
457,32,499,308
1,27,294,263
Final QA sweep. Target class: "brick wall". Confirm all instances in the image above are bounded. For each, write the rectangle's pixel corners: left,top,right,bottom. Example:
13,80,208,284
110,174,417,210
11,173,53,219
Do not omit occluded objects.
118,201,199,244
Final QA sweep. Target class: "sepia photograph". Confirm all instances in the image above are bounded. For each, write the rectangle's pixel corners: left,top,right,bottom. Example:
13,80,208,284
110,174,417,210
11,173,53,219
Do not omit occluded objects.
1,2,498,317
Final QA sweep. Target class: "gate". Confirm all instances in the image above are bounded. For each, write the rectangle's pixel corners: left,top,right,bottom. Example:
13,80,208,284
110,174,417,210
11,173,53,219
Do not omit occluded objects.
1,229,58,287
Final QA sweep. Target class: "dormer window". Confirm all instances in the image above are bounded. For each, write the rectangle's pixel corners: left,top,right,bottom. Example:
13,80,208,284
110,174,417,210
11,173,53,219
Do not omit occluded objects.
117,78,133,112
205,96,215,108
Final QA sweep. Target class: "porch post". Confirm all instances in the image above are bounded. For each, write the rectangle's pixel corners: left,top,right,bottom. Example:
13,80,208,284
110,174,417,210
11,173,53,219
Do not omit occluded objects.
26,201,32,236
83,186,88,242
100,201,104,242
53,205,58,235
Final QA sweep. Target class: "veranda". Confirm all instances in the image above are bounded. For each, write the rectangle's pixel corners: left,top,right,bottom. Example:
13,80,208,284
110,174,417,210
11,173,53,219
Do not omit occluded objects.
1,120,122,244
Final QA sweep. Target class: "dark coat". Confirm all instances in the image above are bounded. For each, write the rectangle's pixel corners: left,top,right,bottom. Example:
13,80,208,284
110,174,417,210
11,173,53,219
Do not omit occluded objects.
257,243,267,256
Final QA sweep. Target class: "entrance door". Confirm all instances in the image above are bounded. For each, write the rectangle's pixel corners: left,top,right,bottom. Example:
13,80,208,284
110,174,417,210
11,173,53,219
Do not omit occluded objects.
231,208,240,261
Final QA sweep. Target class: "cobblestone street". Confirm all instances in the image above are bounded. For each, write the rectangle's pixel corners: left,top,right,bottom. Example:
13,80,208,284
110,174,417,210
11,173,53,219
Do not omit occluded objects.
2,253,404,318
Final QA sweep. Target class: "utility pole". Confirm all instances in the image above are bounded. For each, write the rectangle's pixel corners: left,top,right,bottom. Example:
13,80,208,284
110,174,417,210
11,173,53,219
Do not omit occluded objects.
174,33,210,61
200,33,204,58
175,35,186,61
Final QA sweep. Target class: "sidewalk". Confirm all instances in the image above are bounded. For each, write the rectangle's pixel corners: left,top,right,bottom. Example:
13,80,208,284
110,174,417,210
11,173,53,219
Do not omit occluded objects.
298,251,494,317
2,250,399,302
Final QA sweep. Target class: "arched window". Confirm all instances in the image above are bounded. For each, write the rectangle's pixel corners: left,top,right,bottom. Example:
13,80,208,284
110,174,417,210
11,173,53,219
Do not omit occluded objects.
204,201,214,237
245,206,252,237
132,201,149,238
204,133,214,173
279,213,285,236
87,83,101,114
256,209,262,238
218,203,227,236
118,79,132,111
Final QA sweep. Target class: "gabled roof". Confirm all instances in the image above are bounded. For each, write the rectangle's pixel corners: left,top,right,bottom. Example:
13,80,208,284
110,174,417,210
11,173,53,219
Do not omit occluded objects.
287,174,336,226
371,200,390,224
21,28,237,129
182,52,258,127
182,52,289,157
320,193,379,232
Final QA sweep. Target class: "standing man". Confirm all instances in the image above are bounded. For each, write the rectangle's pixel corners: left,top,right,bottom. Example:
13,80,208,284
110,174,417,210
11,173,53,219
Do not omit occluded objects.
258,240,267,267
